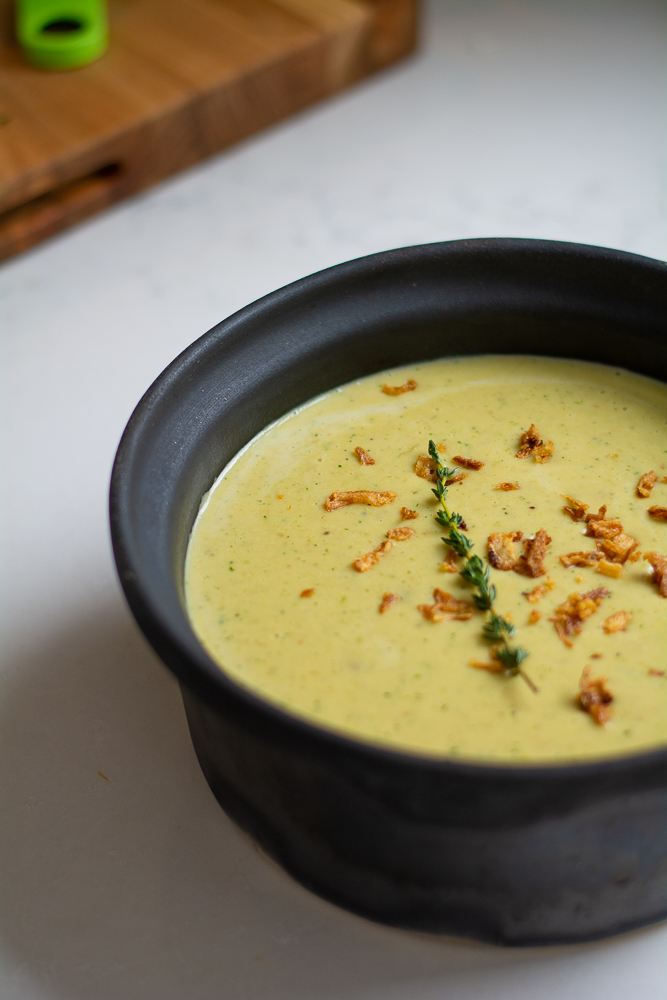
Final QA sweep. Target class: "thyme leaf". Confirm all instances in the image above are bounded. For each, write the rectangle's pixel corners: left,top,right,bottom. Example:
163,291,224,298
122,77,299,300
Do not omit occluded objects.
427,440,536,692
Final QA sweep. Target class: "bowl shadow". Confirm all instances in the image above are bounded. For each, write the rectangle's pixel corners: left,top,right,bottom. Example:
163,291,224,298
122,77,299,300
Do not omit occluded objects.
0,591,657,1000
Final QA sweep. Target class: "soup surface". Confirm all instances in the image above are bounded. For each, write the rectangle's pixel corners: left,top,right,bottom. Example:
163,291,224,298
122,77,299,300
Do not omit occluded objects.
185,356,667,762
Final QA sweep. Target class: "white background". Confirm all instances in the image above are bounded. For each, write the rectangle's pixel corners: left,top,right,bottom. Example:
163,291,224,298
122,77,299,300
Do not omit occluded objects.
2,1,667,997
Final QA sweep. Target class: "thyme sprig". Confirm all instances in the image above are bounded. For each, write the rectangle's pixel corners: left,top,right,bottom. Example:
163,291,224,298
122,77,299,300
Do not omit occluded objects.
428,440,537,692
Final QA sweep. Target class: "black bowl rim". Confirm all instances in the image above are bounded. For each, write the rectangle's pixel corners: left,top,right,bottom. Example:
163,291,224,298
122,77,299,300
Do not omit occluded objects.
110,236,667,781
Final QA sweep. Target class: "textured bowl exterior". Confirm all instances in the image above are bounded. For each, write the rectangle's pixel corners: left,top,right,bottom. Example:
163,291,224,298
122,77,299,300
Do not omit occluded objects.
110,238,667,945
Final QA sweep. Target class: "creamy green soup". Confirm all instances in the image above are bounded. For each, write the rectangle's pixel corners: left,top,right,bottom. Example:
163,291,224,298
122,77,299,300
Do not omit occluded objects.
185,356,667,763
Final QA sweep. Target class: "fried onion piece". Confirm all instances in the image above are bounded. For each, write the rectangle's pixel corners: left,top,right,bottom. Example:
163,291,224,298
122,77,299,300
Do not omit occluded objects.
516,423,542,458
470,645,524,676
518,529,552,577
418,589,475,622
414,456,466,488
400,506,419,520
325,490,397,511
589,521,624,540
354,446,375,465
300,588,314,598
516,423,553,462
352,539,393,572
578,666,613,725
584,508,623,539
528,609,542,624
559,551,601,568
644,552,667,597
382,379,418,395
386,526,415,541
534,440,554,464
596,560,622,579
602,610,632,633
452,455,484,470
649,668,666,677
522,578,555,603
469,659,505,675
596,533,638,564
487,531,523,571
586,520,624,539
648,506,667,521
446,470,468,486
379,592,399,614
414,454,437,483
637,471,658,498
550,588,610,646
495,481,519,491
439,549,459,573
562,495,589,521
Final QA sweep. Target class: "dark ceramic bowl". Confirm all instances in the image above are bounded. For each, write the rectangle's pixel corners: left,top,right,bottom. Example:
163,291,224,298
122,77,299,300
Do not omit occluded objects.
110,238,667,946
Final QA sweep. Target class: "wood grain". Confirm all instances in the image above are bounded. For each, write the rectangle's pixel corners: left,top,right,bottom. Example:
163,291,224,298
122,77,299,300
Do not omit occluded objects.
0,0,418,261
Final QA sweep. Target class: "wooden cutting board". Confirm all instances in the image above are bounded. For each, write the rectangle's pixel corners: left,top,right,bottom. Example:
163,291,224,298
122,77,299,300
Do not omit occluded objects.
0,0,417,262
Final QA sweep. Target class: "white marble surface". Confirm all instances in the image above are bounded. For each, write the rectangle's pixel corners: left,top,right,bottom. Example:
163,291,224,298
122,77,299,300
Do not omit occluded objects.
2,1,667,997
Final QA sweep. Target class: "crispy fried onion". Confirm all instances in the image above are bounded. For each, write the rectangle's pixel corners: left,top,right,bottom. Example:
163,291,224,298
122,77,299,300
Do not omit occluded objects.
602,610,632,633
487,529,551,576
528,609,541,624
400,506,419,520
495,481,519,491
522,578,554,603
518,529,552,577
445,470,468,486
470,645,518,675
516,423,541,458
560,531,639,569
584,506,624,539
379,592,399,614
353,525,414,573
596,560,622,579
354,446,375,465
534,441,553,463
587,519,624,538
414,455,437,482
469,656,505,675
382,379,417,395
578,667,613,725
439,549,459,573
386,526,415,541
452,455,484,470
637,471,658,497
325,490,396,511
559,551,601,568
648,506,667,521
414,455,468,486
418,589,474,622
300,588,314,598
487,531,523,571
562,495,589,521
550,588,610,646
516,423,554,463
645,552,667,597
597,533,639,562
352,539,393,573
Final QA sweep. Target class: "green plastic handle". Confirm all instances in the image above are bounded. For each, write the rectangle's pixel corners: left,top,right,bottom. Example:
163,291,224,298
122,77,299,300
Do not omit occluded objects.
16,0,108,70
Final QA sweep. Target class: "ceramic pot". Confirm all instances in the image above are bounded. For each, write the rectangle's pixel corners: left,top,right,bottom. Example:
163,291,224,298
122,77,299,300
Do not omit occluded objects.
110,238,667,945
